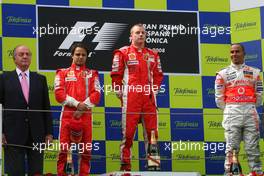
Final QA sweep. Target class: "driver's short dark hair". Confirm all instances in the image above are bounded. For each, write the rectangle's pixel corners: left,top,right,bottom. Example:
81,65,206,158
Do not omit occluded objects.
231,43,246,54
70,42,89,56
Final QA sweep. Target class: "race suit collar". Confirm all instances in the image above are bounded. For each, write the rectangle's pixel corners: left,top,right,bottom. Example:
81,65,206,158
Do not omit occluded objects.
130,44,146,53
71,63,86,71
231,62,245,70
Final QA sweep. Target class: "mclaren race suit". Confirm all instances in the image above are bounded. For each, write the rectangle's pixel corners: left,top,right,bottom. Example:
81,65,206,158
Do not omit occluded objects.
110,45,164,169
55,63,101,175
215,63,263,173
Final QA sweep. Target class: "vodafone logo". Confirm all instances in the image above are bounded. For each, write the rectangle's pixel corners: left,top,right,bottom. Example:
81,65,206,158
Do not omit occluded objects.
237,87,245,95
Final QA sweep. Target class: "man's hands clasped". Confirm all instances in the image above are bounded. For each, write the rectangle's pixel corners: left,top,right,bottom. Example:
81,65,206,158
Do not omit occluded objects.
74,102,91,119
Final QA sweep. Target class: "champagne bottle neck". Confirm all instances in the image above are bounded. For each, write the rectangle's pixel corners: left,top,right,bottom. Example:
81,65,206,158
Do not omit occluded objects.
150,130,157,144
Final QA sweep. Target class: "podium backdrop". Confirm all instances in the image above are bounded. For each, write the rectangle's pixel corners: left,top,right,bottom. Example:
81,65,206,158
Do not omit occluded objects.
1,0,264,175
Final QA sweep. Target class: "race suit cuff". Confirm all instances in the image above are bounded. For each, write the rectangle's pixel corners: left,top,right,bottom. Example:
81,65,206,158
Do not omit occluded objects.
84,97,95,108
63,95,79,107
216,102,225,110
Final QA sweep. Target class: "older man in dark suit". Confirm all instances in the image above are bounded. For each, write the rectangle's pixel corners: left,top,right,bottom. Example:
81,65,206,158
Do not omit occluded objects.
0,45,53,175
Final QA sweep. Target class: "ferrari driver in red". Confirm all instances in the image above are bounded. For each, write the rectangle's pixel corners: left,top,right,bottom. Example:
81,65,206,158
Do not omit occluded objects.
55,43,101,175
111,23,164,171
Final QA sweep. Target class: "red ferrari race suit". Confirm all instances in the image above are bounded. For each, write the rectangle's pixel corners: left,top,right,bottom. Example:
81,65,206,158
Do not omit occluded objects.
215,63,263,174
55,63,101,175
110,45,163,169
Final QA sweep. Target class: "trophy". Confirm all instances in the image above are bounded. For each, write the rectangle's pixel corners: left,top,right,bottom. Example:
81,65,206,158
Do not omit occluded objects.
229,149,243,176
147,130,161,171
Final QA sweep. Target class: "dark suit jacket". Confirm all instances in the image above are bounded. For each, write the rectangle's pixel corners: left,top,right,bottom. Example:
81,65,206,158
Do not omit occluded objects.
0,70,53,145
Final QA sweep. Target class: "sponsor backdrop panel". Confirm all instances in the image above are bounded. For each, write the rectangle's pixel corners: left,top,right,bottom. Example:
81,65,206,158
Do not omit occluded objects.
202,76,217,109
0,38,2,71
169,75,203,108
90,140,106,174
201,44,230,76
104,73,121,107
2,0,36,4
170,108,204,141
203,109,224,142
0,4,2,37
156,75,170,108
134,0,166,10
241,40,262,70
138,108,171,141
43,140,59,174
69,0,102,7
37,0,69,5
198,0,229,12
103,0,134,8
2,37,37,71
262,39,264,71
171,141,205,175
204,142,226,175
231,8,261,43
92,107,106,140
97,73,105,107
105,141,139,172
167,0,198,11
105,107,123,141
50,106,62,140
2,4,36,38
261,7,264,39
39,72,58,106
199,12,231,44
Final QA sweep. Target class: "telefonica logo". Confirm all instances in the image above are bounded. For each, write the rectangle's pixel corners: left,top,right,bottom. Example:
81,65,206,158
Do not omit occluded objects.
159,122,167,127
53,119,60,126
208,121,221,128
7,50,13,58
203,24,228,29
6,16,32,25
44,152,56,160
206,88,215,96
174,88,197,96
235,22,256,31
245,54,258,61
110,153,120,160
176,154,200,160
93,120,102,126
110,120,121,128
175,121,199,128
206,56,228,64
209,154,225,161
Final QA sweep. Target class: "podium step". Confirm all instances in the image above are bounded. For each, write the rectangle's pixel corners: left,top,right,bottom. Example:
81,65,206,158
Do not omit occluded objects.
100,171,201,176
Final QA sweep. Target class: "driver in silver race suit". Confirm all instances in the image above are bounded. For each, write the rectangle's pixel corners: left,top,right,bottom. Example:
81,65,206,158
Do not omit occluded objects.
215,43,263,176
